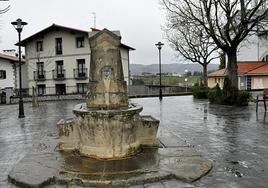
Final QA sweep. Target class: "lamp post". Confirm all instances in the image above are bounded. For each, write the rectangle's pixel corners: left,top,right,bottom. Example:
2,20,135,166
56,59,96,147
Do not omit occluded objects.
11,18,27,118
184,78,188,92
155,42,164,100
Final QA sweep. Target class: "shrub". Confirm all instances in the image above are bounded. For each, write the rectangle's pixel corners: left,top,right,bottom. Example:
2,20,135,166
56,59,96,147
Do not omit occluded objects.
192,86,209,99
208,83,250,106
235,91,251,106
208,84,222,104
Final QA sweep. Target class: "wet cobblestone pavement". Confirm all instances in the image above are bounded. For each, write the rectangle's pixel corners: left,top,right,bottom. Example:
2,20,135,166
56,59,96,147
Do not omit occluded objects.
1,96,268,188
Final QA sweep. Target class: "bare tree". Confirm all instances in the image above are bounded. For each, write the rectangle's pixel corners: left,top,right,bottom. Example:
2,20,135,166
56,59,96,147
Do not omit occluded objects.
162,0,268,98
0,0,10,14
165,17,219,87
28,50,55,107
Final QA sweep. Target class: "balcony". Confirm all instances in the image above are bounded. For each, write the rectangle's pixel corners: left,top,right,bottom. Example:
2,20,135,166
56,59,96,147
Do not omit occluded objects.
73,68,88,80
33,71,46,81
52,69,65,80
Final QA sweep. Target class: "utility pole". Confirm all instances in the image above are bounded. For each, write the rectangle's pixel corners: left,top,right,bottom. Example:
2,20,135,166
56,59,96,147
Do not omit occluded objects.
90,12,96,29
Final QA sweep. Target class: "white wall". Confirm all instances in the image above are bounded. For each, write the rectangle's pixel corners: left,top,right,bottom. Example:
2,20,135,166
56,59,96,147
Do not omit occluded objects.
25,28,131,95
0,59,14,89
120,48,130,85
15,62,28,89
26,29,90,94
237,34,268,61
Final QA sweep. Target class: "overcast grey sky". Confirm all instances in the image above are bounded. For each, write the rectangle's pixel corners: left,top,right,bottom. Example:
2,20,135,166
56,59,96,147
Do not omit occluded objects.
0,0,179,65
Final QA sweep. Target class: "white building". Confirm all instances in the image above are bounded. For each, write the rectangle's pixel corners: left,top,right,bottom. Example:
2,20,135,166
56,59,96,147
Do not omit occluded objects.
237,32,268,62
20,24,135,95
238,1,268,61
0,51,27,90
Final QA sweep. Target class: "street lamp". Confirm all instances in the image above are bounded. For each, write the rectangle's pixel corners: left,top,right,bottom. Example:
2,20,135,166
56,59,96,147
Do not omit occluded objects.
184,78,188,92
11,18,27,118
155,41,164,100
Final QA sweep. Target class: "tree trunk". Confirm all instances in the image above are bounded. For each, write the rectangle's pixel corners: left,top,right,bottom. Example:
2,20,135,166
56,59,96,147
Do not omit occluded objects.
226,50,238,90
223,50,238,103
202,65,208,87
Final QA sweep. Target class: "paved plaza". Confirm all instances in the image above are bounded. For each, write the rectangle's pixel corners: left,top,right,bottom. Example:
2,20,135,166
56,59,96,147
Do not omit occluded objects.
0,96,268,187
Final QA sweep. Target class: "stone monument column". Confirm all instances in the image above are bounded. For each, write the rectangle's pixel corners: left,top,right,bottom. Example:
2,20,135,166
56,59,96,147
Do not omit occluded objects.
58,28,159,159
86,29,128,109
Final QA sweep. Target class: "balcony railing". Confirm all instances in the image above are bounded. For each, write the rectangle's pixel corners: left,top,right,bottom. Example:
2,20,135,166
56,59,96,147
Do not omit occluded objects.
52,69,65,80
73,68,88,80
33,71,46,81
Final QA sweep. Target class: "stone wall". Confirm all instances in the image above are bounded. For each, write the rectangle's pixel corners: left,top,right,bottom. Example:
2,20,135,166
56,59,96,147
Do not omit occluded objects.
10,94,85,104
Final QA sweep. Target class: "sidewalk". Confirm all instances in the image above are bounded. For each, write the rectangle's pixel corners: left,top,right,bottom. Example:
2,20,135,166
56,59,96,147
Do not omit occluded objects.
1,96,268,187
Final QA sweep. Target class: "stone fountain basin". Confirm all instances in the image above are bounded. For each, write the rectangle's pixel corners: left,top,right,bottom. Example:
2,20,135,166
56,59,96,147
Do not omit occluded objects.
8,136,213,188
58,103,160,159
73,102,143,115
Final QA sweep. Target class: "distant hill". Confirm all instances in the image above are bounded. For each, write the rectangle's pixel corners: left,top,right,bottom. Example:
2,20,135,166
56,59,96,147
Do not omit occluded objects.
130,63,219,75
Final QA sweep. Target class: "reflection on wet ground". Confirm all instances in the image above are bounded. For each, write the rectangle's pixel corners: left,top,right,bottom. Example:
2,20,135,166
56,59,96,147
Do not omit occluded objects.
1,96,268,187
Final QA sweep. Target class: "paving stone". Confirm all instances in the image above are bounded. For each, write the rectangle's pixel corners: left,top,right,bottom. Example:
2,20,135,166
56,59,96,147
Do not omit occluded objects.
144,182,165,188
44,184,67,188
1,97,268,187
129,185,144,188
161,179,195,188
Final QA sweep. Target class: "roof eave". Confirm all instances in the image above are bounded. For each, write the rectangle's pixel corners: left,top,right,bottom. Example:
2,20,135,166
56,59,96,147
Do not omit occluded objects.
121,43,135,50
17,23,88,46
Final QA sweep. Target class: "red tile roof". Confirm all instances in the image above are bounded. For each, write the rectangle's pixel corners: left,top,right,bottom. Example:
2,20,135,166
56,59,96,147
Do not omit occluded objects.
208,61,268,77
208,69,226,77
0,53,25,62
237,61,267,74
247,64,268,75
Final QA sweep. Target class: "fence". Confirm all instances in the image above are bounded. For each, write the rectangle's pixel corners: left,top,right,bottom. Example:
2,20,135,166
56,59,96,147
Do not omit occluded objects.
7,84,192,104
128,85,191,96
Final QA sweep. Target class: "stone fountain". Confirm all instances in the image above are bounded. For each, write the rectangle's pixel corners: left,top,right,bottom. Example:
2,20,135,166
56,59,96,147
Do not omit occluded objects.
8,29,213,188
57,29,159,159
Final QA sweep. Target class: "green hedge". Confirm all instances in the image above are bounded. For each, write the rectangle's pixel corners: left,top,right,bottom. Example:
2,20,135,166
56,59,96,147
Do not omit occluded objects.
207,84,250,106
207,84,223,104
192,87,210,99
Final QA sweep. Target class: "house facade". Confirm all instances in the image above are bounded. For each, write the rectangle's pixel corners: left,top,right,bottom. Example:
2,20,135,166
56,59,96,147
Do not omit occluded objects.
237,1,268,62
0,51,27,104
20,24,134,96
208,61,268,90
0,51,27,90
237,32,268,62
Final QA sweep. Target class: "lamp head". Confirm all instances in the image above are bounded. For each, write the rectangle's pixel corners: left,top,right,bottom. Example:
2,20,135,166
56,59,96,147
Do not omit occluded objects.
11,18,27,32
155,41,164,50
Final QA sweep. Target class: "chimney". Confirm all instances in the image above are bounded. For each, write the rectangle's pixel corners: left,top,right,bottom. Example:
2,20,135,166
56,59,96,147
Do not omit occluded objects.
3,49,17,57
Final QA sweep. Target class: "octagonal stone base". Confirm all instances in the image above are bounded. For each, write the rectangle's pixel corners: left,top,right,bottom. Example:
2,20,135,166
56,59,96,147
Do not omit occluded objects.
8,141,213,188
58,103,159,159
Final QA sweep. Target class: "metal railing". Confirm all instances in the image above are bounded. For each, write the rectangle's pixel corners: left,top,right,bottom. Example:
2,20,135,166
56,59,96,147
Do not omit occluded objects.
52,69,65,80
73,68,88,80
33,71,46,81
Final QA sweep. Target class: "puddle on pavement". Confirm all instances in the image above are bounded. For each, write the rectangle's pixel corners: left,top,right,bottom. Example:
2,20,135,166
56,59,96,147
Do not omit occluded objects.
224,166,243,178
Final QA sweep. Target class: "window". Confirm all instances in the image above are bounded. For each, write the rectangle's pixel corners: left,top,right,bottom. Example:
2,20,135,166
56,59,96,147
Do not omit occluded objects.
77,59,85,74
36,62,45,79
36,41,43,52
0,70,6,79
55,38,62,55
77,83,87,94
76,37,85,48
37,84,46,95
37,62,44,75
56,60,64,74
